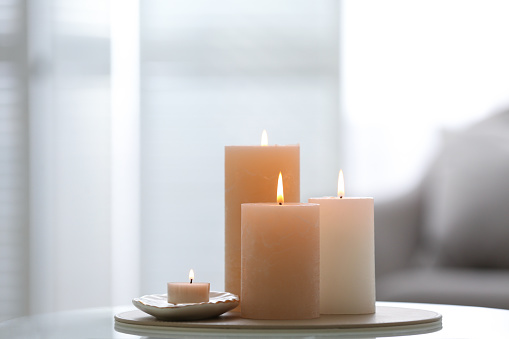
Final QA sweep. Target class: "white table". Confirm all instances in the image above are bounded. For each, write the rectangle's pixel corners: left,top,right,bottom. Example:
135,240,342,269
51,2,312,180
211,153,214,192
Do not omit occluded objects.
1,302,509,338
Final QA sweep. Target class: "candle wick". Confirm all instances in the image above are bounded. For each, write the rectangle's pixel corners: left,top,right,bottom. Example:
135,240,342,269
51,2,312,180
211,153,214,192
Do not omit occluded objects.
279,202,282,205
190,279,193,284
340,195,343,199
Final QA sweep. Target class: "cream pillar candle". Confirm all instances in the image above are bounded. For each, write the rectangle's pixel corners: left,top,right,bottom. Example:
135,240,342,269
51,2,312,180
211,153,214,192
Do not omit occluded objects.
225,131,300,307
167,269,210,304
309,170,375,314
241,173,319,320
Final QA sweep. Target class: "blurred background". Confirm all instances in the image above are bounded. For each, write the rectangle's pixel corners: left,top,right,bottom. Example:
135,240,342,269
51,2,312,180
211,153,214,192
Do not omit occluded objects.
1,0,509,320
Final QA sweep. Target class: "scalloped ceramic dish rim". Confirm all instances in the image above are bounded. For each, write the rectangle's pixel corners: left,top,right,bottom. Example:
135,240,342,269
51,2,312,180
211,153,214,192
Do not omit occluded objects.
133,291,239,309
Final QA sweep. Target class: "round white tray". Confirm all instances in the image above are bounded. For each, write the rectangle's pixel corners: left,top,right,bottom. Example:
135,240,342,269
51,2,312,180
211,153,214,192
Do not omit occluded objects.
115,305,442,337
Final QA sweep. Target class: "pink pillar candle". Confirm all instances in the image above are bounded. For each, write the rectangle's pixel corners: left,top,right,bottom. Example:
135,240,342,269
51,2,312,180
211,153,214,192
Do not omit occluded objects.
241,202,320,320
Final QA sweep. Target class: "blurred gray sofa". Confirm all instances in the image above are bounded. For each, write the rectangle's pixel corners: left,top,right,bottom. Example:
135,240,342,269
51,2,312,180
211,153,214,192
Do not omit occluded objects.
375,110,509,310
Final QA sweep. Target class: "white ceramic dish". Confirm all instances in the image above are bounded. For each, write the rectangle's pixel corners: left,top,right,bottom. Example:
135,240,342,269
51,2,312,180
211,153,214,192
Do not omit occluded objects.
132,291,239,321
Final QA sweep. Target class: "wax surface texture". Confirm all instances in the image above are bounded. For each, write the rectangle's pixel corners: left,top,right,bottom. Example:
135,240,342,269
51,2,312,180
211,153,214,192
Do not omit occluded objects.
167,282,210,304
241,202,319,320
224,145,300,306
308,197,375,314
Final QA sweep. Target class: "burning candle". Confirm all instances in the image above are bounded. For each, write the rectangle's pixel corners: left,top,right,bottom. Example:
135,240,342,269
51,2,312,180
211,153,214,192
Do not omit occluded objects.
241,173,319,320
309,170,375,314
167,269,210,304
225,131,300,308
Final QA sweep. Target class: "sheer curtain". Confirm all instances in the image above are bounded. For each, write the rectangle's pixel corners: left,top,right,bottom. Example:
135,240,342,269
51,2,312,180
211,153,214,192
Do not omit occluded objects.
2,0,112,320
1,0,340,319
0,0,29,321
139,0,340,295
28,0,112,315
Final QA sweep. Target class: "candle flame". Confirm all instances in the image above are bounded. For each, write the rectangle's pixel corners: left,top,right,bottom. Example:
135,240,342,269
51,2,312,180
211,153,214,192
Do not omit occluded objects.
277,172,284,205
261,129,268,146
189,269,194,283
337,169,345,198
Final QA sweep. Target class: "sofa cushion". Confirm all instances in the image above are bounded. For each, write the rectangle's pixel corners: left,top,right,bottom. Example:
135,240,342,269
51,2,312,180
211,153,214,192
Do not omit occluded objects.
423,111,509,269
377,268,509,309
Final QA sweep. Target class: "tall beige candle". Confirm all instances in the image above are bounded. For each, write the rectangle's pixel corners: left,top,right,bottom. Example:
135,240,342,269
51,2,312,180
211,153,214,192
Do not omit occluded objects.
309,170,375,314
225,132,299,308
241,173,319,320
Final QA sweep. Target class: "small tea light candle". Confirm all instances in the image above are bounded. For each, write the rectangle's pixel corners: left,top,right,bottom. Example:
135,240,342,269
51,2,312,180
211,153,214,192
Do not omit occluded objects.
167,269,210,304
